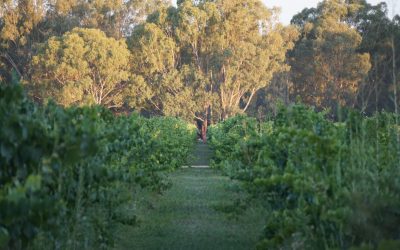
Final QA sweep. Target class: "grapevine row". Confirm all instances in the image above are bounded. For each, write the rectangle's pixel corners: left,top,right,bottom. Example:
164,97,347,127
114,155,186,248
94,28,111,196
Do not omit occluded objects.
209,104,400,249
0,84,196,249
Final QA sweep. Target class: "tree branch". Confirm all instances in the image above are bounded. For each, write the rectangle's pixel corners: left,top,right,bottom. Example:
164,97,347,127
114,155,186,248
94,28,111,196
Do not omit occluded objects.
243,88,256,112
2,53,23,80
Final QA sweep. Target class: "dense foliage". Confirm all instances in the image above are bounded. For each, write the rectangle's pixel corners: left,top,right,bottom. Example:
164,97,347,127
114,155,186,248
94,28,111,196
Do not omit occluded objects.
246,0,400,120
209,104,400,249
128,0,298,140
0,84,196,249
290,0,371,111
31,28,133,108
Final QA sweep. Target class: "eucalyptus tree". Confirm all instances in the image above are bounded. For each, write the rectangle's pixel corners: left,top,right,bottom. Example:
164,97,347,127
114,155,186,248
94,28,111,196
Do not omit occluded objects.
129,0,298,140
290,0,371,112
0,0,169,83
48,0,172,38
351,1,400,113
31,28,138,109
0,0,47,82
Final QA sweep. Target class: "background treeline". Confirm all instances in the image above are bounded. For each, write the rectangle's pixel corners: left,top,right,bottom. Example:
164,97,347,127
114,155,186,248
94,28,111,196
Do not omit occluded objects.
2,0,398,139
255,0,400,117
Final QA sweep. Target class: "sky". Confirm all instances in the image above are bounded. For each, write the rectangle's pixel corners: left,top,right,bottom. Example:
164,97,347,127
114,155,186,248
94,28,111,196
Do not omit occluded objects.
262,0,399,24
171,0,400,24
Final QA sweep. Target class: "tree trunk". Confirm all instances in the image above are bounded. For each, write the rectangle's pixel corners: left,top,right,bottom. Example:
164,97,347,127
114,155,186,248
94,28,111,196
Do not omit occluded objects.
196,107,210,143
201,119,208,143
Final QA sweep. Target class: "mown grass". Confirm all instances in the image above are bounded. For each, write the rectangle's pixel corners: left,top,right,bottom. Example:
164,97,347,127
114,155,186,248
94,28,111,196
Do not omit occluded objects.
115,168,265,250
188,141,214,166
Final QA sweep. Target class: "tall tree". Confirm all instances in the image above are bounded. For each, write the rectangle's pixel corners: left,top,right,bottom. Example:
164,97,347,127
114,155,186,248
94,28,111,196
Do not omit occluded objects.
0,0,169,83
31,28,139,109
349,1,400,113
129,0,297,140
290,0,371,112
51,0,171,38
0,0,47,81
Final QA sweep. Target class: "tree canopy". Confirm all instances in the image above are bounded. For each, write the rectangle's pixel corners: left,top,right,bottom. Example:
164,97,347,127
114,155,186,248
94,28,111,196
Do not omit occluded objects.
290,0,371,111
0,0,169,82
129,0,298,139
31,28,133,108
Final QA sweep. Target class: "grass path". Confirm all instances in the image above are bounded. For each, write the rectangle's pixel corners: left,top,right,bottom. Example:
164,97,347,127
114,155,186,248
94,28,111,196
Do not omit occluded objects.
115,168,265,250
188,141,214,166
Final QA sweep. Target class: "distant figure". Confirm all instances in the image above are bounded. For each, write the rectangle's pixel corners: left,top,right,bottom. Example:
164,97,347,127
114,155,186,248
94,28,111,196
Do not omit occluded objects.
196,119,207,143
